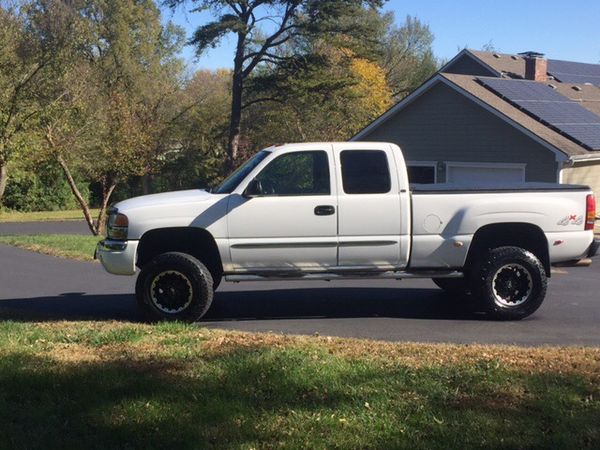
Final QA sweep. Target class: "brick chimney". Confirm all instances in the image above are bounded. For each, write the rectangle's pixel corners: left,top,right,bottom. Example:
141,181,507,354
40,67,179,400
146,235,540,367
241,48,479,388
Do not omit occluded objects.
518,51,548,82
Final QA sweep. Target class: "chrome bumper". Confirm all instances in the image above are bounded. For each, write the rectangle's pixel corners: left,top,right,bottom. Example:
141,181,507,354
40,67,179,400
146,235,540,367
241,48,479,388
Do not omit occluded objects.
95,239,138,275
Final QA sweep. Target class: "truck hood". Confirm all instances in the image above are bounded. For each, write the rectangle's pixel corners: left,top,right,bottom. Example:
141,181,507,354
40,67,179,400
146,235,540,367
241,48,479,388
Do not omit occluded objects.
114,189,213,212
112,189,231,240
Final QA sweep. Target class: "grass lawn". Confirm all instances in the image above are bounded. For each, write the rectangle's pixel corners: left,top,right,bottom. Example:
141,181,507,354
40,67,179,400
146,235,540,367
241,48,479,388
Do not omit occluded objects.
0,321,598,449
0,208,100,223
0,234,101,261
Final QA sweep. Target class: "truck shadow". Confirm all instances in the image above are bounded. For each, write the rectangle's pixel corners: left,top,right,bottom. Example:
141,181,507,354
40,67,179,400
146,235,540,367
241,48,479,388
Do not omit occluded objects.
0,287,482,323
206,287,480,321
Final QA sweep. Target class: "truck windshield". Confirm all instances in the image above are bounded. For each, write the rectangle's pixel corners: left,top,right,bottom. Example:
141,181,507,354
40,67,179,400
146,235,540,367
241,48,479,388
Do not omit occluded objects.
213,150,271,194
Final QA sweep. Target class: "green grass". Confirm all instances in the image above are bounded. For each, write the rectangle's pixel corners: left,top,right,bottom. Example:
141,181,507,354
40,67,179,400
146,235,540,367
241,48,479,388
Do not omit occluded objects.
0,234,101,261
0,321,597,449
0,208,100,222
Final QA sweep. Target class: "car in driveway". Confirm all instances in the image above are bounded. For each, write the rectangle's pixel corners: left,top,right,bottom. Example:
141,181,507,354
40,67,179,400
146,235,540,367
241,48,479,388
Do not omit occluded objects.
96,142,599,321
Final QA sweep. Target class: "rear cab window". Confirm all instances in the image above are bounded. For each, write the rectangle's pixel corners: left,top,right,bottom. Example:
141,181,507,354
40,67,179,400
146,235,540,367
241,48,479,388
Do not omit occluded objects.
340,150,391,194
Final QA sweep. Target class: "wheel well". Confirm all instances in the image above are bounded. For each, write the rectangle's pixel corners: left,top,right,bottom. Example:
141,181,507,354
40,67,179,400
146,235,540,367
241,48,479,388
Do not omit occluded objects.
465,223,550,276
137,228,223,282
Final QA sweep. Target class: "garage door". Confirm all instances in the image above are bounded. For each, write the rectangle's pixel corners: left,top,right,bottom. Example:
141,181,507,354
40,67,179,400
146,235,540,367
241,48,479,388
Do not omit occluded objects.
446,164,525,184
562,162,600,201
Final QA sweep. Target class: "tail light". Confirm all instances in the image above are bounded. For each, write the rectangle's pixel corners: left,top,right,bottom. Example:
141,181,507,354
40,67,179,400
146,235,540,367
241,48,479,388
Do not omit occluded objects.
585,194,596,231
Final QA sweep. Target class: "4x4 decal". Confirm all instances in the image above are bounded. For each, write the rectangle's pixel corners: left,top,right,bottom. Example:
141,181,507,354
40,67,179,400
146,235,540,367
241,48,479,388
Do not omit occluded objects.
557,215,583,226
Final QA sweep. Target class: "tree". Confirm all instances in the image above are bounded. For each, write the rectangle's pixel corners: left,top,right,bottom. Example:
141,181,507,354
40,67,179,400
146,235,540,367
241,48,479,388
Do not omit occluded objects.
72,0,186,234
166,0,384,172
158,69,231,190
378,14,438,100
0,0,74,205
33,0,187,235
243,44,392,149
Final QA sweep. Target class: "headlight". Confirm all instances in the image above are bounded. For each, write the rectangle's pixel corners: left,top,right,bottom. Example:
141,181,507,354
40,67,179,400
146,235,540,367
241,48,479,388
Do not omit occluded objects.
107,209,129,240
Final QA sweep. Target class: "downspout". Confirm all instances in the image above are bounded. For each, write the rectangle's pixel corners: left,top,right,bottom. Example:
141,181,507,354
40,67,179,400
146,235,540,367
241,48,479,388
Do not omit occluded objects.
557,158,574,184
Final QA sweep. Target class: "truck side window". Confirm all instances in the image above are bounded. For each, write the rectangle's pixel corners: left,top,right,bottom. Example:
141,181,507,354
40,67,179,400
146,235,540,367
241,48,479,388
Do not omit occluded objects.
340,150,391,194
255,151,330,196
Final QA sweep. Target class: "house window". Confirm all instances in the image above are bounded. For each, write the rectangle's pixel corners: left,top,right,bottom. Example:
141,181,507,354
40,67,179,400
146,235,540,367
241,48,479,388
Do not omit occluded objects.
407,164,436,184
340,150,391,194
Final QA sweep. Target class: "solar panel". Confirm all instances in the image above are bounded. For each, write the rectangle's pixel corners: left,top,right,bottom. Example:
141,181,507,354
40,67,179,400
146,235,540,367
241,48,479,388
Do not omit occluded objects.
478,77,600,150
548,60,600,87
548,73,600,87
559,125,600,149
523,102,600,125
479,78,567,101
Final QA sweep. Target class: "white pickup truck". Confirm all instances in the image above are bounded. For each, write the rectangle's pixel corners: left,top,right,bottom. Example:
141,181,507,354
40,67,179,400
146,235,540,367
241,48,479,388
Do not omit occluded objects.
96,142,599,321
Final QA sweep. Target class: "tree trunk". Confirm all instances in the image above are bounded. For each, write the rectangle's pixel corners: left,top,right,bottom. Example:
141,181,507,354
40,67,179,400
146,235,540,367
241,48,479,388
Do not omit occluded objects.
95,180,117,236
291,106,307,141
0,160,8,206
226,32,246,174
142,174,152,195
57,154,99,236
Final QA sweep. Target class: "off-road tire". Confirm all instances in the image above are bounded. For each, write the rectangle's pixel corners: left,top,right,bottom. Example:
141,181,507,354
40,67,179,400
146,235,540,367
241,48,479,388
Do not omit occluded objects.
136,252,213,322
470,246,547,320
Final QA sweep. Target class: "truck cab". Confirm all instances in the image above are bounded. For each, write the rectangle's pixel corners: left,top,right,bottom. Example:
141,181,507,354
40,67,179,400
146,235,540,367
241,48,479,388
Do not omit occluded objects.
221,142,411,272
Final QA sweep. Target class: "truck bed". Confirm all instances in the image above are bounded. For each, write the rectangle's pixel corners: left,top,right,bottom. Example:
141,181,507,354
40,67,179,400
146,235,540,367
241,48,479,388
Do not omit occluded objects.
409,185,593,269
411,182,590,194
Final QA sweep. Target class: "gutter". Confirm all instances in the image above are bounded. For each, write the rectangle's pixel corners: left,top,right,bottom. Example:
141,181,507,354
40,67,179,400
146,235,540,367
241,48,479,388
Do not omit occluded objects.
566,155,600,165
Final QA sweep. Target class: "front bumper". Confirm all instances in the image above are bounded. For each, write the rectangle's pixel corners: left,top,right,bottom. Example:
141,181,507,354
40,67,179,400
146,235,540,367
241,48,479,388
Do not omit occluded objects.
95,239,139,275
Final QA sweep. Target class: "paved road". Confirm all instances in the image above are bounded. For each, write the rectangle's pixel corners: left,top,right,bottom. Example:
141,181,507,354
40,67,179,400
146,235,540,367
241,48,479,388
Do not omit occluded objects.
0,220,91,235
1,242,599,346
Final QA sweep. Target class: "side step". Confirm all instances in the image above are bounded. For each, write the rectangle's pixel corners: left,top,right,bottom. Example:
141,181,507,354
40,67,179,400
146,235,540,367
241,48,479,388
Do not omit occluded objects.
225,270,463,282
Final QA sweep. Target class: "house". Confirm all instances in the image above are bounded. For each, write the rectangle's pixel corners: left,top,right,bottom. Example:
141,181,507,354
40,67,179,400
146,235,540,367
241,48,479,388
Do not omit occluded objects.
351,49,600,196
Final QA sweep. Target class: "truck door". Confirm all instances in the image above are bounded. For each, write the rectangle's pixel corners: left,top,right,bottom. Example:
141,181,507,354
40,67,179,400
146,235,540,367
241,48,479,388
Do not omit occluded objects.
227,147,338,271
333,144,404,268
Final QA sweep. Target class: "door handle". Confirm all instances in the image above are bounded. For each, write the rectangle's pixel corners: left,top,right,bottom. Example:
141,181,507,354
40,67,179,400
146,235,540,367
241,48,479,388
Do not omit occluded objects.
314,205,335,216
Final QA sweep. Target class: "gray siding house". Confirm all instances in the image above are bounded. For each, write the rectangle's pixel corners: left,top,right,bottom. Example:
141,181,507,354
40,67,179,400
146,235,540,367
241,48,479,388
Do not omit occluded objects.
352,49,600,196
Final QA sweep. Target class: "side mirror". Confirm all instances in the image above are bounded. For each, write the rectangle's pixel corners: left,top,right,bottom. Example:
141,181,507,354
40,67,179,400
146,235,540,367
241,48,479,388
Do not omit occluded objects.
243,179,262,198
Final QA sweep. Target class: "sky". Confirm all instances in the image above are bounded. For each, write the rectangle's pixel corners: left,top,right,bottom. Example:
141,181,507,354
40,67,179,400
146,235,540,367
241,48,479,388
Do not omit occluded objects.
160,0,600,70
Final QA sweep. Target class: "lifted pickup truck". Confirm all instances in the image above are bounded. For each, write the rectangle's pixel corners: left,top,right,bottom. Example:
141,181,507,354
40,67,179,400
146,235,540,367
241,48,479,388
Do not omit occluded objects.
96,142,599,321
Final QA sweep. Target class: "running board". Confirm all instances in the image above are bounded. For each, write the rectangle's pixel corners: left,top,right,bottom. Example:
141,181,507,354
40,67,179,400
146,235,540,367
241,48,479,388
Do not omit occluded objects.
225,270,463,282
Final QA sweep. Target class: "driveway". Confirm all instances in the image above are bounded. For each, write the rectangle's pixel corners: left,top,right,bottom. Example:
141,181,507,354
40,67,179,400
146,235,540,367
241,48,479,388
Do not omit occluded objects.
0,220,91,235
1,241,599,346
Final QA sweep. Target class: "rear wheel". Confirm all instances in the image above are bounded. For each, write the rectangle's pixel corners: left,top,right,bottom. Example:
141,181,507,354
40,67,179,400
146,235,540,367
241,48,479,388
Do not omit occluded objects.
471,246,547,320
136,252,213,322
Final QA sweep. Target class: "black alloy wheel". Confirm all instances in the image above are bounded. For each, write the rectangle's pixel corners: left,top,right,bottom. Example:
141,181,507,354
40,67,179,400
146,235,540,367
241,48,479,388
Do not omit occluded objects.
136,252,214,322
471,246,547,320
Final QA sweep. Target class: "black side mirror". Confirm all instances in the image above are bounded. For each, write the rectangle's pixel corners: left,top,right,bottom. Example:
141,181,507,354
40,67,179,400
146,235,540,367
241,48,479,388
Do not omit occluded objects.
243,179,262,198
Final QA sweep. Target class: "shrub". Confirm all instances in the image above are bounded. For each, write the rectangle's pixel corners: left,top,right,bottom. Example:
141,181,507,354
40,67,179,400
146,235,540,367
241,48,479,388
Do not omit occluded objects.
3,162,90,212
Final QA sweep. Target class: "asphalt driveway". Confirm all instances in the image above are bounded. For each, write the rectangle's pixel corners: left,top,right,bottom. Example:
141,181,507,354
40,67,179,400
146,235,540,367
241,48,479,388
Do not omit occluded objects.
0,220,91,235
1,239,599,346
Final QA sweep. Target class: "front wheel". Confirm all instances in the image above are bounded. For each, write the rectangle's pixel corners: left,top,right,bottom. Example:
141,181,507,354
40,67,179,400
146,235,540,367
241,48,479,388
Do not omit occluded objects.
471,246,547,320
136,252,214,322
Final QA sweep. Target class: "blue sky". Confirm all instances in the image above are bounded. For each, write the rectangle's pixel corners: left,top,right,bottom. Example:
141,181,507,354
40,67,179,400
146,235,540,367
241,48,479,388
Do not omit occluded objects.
161,0,600,70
